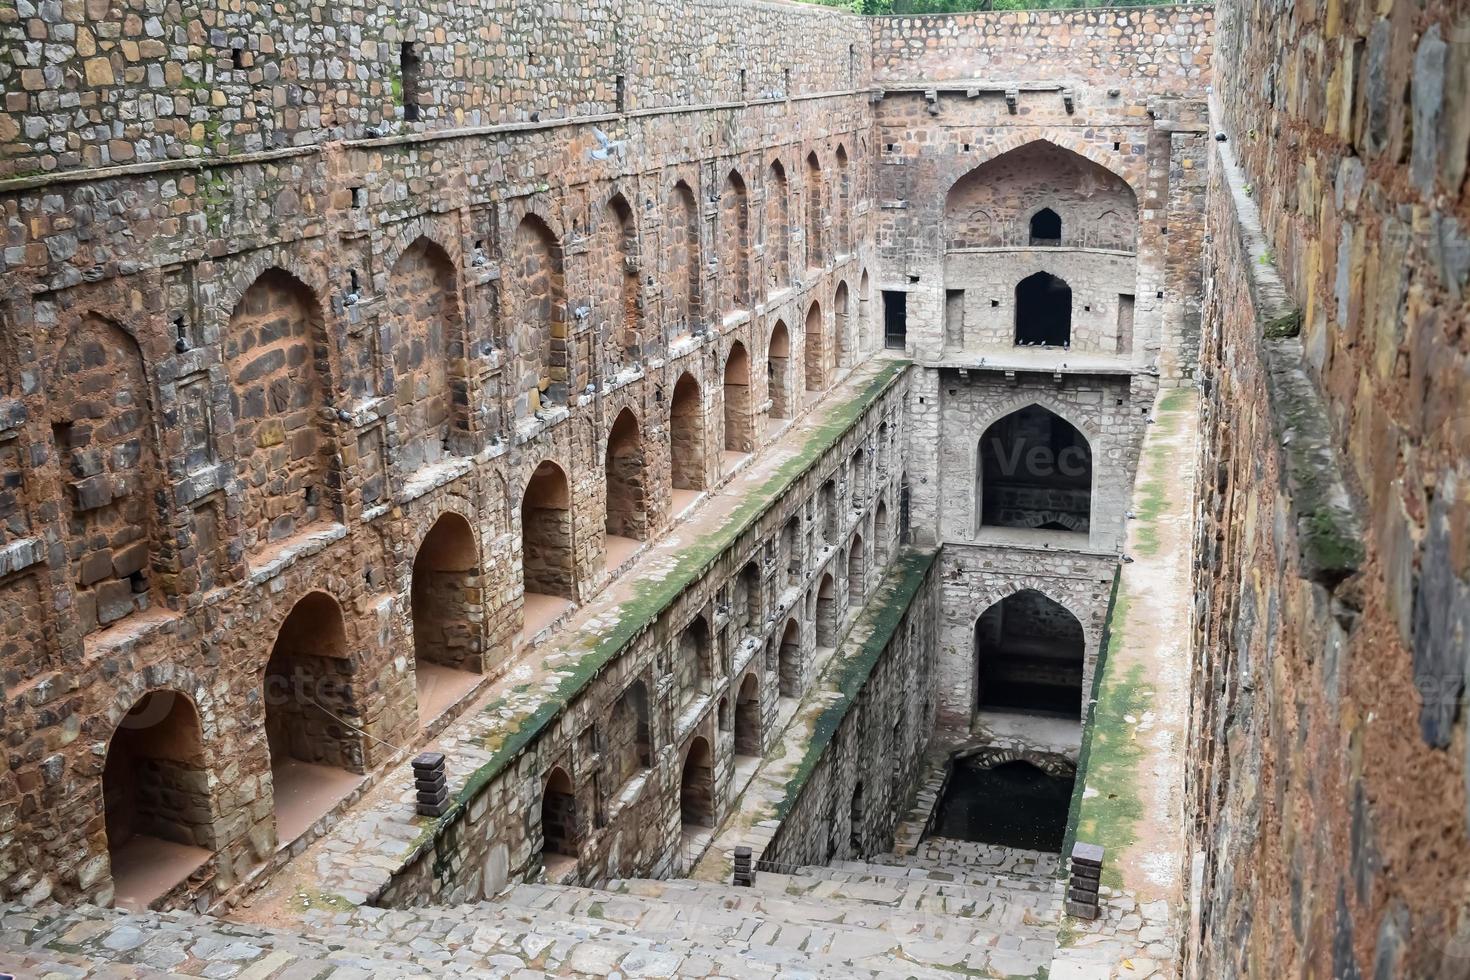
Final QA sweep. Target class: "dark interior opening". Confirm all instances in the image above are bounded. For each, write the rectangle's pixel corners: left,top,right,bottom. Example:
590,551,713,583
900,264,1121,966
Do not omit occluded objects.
977,404,1091,533
1029,207,1062,243
882,290,907,350
933,760,1073,852
1014,272,1072,346
975,589,1084,716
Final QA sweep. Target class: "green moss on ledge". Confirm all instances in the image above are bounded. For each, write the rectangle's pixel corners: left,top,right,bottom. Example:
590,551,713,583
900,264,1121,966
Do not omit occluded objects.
445,359,910,824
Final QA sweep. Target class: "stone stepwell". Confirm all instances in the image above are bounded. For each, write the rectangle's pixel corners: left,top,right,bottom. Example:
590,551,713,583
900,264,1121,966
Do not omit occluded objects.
0,838,1064,978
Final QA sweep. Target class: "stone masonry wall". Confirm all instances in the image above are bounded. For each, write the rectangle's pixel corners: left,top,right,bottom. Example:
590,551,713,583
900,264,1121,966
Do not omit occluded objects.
1187,0,1470,974
0,0,880,912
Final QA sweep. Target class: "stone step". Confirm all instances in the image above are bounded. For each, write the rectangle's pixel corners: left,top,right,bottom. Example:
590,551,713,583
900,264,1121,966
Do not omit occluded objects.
824,857,1058,895
793,863,1061,910
906,836,1062,881
299,892,965,979
588,875,1058,969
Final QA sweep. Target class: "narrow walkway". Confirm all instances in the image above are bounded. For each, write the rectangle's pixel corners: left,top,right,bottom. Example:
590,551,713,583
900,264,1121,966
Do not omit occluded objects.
1051,387,1198,980
233,357,905,926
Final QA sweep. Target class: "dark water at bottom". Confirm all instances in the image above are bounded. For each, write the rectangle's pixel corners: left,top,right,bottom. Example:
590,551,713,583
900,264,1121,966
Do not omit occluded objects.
932,761,1073,853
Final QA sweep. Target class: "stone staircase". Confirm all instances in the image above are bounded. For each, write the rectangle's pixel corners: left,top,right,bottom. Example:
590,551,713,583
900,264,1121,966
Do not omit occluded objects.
0,838,1064,978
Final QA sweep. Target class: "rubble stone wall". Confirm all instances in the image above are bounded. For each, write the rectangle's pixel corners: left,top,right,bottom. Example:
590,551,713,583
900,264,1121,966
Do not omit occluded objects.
1187,0,1470,975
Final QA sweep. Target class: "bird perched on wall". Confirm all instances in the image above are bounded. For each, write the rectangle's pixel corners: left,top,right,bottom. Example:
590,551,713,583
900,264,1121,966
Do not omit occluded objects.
589,127,628,161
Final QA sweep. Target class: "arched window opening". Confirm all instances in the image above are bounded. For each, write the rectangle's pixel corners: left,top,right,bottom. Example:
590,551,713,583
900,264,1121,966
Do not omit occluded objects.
804,301,825,392
974,590,1085,717
411,512,482,726
820,480,838,545
540,766,579,874
848,779,864,854
735,562,762,635
874,501,890,567
604,408,646,569
103,691,214,910
734,673,761,759
610,679,652,787
767,160,791,289
225,271,332,551
600,194,642,362
976,405,1091,536
1029,207,1062,244
51,314,160,631
834,145,851,254
805,152,824,268
263,591,365,844
508,217,567,419
390,238,463,464
665,181,701,338
833,281,851,370
767,321,792,427
781,517,801,588
778,619,801,698
858,270,872,353
521,460,575,638
680,736,715,829
676,615,711,706
669,372,705,513
720,170,750,314
847,534,866,604
722,342,753,457
717,696,730,732
815,573,838,648
1014,271,1072,347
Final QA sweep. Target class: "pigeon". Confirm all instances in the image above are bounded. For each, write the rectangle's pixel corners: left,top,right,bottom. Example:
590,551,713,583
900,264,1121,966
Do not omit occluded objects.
589,127,628,161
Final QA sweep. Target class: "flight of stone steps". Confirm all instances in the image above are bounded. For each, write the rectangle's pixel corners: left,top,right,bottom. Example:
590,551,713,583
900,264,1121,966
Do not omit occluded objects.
0,837,1063,978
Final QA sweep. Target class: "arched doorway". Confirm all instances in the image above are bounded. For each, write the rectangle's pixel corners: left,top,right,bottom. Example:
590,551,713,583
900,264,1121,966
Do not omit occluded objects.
778,619,801,698
263,591,365,844
604,408,646,570
805,152,824,268
676,615,711,707
974,590,1086,717
804,300,825,393
390,237,464,460
848,779,864,854
847,534,865,603
411,512,482,726
720,170,750,314
815,573,838,648
767,320,792,429
780,516,801,587
669,372,705,515
834,144,851,254
976,404,1092,537
539,766,578,876
507,217,566,418
834,280,851,369
680,736,715,829
820,479,838,545
767,160,790,289
723,341,753,459
521,460,575,638
665,181,701,339
735,561,761,635
1014,272,1072,347
599,193,642,361
103,690,215,910
609,679,652,787
874,500,890,566
734,673,761,759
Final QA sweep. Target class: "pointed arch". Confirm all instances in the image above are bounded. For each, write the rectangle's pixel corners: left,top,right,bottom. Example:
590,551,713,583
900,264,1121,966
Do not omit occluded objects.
103,689,215,909
804,300,825,392
669,372,705,494
50,312,160,631
225,270,335,550
522,459,575,609
604,407,647,556
680,736,715,828
722,341,752,454
411,511,482,724
815,572,838,647
767,320,792,422
665,180,701,336
975,403,1092,536
720,169,750,314
734,672,761,758
805,151,824,268
598,192,642,361
766,159,791,289
777,618,801,698
540,765,578,865
847,533,866,603
389,237,463,466
833,280,851,369
834,144,851,254
509,215,568,417
974,589,1085,717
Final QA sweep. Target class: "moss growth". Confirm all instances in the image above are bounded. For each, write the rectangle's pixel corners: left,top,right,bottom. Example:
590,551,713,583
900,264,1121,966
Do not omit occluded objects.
769,549,936,821
1262,309,1301,338
438,361,908,837
1066,581,1151,892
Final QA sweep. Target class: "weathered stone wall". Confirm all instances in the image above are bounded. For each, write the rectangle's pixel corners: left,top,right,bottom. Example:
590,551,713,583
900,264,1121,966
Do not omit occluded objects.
0,0,869,179
757,550,940,871
374,376,911,905
0,0,881,912
1187,0,1470,974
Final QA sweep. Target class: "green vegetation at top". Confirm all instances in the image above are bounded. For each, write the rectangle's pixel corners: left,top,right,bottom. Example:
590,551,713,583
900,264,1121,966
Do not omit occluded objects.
805,0,1197,14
